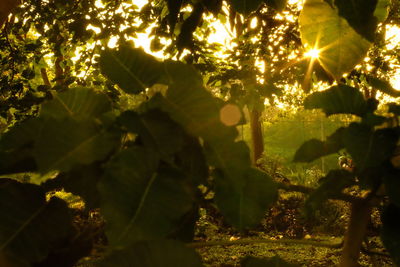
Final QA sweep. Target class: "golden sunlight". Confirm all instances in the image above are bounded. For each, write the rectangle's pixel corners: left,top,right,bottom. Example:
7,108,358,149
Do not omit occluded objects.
304,48,320,59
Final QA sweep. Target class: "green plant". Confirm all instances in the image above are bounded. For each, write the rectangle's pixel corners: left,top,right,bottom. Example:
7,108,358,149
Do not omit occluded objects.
0,0,399,266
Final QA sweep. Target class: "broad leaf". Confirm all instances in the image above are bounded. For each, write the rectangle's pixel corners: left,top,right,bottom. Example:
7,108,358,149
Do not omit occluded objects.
0,118,42,175
299,0,371,79
34,118,120,173
40,87,112,119
153,86,238,145
118,109,184,158
304,85,367,116
175,135,208,186
99,240,203,267
333,0,378,42
214,168,278,230
205,141,252,186
0,118,42,151
343,123,398,171
0,179,72,265
241,255,299,267
162,60,203,88
381,204,400,265
294,126,345,162
99,147,193,246
100,46,163,94
231,0,263,16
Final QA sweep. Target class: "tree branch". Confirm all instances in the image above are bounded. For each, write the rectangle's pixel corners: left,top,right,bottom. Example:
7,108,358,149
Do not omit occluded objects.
187,238,343,249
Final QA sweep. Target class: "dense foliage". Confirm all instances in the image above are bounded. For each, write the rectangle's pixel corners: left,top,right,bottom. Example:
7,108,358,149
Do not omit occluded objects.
0,0,400,266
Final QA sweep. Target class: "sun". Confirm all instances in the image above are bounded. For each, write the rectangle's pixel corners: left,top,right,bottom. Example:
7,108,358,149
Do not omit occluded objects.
305,48,320,59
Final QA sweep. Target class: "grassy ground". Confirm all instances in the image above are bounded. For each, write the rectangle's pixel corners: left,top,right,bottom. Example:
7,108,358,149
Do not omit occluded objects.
72,191,393,266
194,194,393,266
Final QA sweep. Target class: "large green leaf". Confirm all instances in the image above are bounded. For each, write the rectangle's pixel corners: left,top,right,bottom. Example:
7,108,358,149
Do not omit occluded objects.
162,60,203,88
34,118,120,173
153,86,238,145
0,118,42,175
230,0,263,16
294,127,345,162
0,118,42,151
214,168,278,230
175,135,209,186
381,204,400,265
299,0,371,79
343,123,398,171
304,85,367,116
98,147,194,246
118,109,185,158
205,140,252,187
40,87,112,119
102,48,271,230
99,240,203,267
100,46,163,94
0,179,72,265
333,0,378,42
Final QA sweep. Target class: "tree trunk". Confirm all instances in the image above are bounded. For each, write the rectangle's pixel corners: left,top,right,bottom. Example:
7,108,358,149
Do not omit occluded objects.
339,199,372,267
249,108,264,165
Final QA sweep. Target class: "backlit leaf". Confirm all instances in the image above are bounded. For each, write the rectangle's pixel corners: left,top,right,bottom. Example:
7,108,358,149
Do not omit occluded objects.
40,87,112,119
294,127,345,162
100,46,163,94
304,85,367,116
299,0,371,79
333,0,378,42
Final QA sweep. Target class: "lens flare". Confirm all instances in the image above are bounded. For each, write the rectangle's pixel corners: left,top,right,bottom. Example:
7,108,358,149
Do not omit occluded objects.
305,48,320,59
